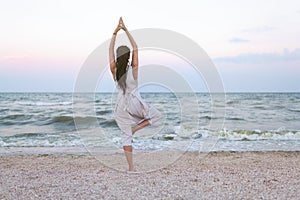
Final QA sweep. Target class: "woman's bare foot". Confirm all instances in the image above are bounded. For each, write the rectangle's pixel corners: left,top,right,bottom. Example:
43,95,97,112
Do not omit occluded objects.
128,167,134,172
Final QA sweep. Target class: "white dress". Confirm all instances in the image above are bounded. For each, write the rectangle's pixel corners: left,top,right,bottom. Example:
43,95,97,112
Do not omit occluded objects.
114,65,161,146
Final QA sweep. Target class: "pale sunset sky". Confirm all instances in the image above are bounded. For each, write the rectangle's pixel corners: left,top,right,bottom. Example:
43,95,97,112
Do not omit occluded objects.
1,0,300,92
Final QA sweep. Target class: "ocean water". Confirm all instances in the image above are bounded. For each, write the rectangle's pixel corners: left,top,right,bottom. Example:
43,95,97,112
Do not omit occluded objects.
0,92,299,154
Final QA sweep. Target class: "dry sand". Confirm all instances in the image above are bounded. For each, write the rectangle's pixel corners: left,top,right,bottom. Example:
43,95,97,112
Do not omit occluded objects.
1,151,299,199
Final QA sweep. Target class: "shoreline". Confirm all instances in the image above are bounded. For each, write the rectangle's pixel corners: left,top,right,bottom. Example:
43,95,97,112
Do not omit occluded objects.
1,151,299,199
1,146,300,156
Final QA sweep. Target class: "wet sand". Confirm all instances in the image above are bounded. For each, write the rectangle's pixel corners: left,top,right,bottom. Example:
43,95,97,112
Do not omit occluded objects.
1,151,299,199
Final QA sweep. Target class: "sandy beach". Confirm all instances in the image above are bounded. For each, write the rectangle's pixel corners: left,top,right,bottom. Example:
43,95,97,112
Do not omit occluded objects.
0,151,299,199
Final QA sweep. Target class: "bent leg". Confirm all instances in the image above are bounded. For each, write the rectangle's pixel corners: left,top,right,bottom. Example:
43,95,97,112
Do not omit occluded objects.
132,120,150,135
123,145,134,171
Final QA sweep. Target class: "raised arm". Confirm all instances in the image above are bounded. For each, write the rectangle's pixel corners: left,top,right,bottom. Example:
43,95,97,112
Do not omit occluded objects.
125,30,138,68
109,22,121,81
120,18,138,79
109,34,117,81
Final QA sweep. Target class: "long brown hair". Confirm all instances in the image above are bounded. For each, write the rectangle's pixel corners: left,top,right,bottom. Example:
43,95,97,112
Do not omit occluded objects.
116,46,130,94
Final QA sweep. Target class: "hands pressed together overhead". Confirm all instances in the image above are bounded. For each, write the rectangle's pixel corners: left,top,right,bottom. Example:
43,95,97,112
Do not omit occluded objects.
114,17,127,35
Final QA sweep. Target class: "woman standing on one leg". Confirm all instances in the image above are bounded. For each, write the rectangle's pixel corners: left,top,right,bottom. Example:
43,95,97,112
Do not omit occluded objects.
109,17,161,172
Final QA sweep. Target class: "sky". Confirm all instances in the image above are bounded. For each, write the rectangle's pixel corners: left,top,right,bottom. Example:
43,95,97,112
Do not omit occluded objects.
0,0,300,92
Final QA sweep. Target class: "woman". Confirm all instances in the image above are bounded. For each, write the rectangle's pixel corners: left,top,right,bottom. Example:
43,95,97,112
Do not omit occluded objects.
109,17,161,172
